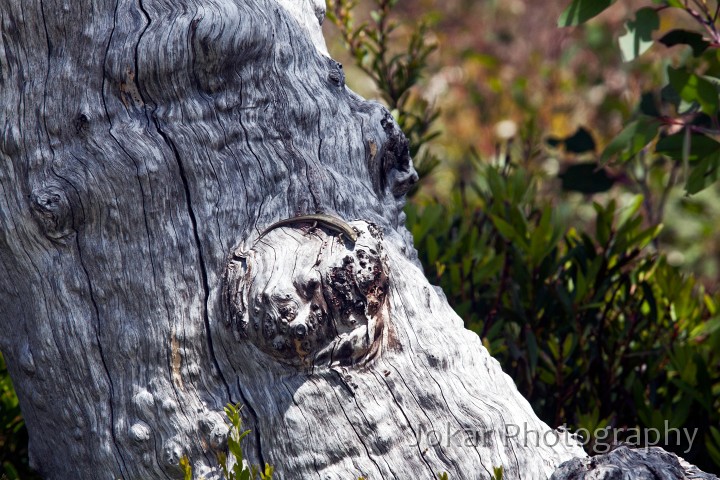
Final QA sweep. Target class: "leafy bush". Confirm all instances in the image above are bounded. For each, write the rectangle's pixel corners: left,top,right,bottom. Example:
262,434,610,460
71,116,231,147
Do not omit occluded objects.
407,159,720,468
555,0,720,195
327,0,441,187
556,0,720,278
0,353,38,480
180,403,274,480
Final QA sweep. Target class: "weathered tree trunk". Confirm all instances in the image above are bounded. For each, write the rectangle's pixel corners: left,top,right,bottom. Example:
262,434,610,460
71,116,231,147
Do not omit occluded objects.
0,1,714,479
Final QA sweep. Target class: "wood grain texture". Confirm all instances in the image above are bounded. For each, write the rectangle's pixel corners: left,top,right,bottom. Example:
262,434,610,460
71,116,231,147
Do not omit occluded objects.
0,1,714,479
551,447,719,480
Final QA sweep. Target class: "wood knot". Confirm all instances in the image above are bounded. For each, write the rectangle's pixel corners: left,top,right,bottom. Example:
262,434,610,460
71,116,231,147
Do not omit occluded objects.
73,113,90,135
30,186,74,241
371,112,418,198
223,221,390,369
327,59,345,88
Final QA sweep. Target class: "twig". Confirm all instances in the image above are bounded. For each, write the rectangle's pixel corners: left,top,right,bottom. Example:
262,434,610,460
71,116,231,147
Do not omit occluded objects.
657,162,680,226
684,1,720,42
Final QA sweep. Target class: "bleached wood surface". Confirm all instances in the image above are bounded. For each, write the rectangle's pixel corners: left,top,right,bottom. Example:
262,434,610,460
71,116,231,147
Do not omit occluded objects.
551,447,718,480
0,1,715,479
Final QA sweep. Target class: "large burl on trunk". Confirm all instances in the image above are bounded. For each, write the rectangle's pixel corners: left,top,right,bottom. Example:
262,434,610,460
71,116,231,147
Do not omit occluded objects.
0,1,715,479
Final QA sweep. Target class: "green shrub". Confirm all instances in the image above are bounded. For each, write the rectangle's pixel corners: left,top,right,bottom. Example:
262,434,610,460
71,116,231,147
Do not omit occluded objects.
407,158,720,468
0,352,38,480
180,403,274,480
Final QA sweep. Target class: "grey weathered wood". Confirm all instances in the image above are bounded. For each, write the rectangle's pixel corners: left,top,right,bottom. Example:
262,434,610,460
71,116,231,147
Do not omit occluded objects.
0,1,715,479
551,447,718,480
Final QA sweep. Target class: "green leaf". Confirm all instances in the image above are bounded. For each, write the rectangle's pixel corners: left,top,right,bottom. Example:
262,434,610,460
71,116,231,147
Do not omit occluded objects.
707,433,720,466
659,29,710,57
600,116,660,164
558,0,614,27
594,201,613,246
530,208,552,266
218,452,229,478
712,425,720,445
562,334,574,358
656,132,720,161
486,167,506,198
692,316,720,337
617,193,643,227
490,215,518,242
228,438,244,462
660,82,683,110
427,235,439,264
261,463,275,480
618,7,659,62
628,224,663,250
640,281,658,323
526,329,539,375
411,204,443,243
493,466,504,480
686,151,720,194
667,66,720,115
180,456,193,480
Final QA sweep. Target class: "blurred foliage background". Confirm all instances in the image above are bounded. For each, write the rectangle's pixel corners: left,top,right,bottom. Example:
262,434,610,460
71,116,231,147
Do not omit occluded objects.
328,0,720,284
2,0,720,476
0,354,33,478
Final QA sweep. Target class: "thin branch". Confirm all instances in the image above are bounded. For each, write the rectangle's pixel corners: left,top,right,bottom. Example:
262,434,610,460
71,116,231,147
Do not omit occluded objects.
690,0,712,18
657,162,680,225
684,2,720,42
